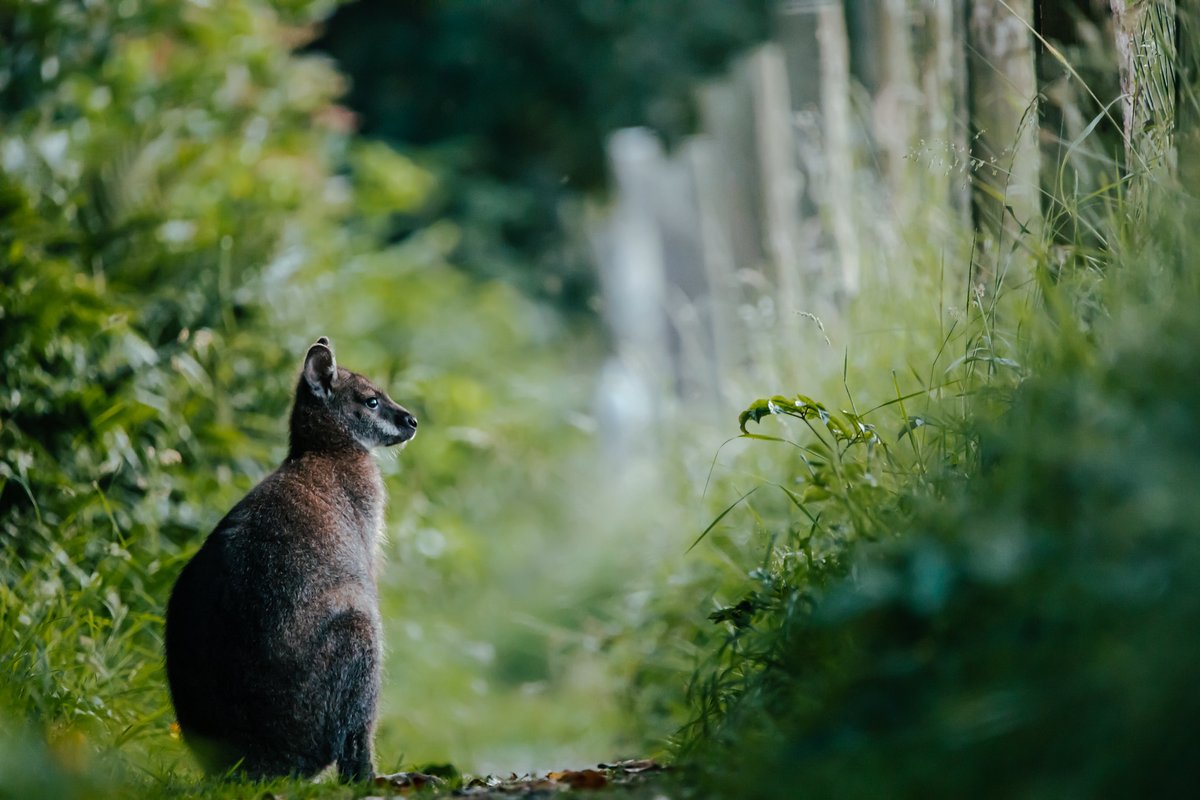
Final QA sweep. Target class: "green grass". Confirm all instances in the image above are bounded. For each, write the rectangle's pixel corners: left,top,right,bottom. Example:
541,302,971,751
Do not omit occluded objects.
667,154,1200,799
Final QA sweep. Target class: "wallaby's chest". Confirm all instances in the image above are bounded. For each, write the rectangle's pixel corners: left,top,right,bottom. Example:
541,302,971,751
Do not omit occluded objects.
227,454,385,577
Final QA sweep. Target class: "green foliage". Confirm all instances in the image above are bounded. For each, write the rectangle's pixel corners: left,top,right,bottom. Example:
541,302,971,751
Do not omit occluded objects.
678,366,995,747
0,0,350,782
675,185,1200,797
0,0,682,790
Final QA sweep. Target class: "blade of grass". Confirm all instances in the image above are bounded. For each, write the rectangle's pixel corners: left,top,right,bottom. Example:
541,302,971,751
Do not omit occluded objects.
687,487,760,554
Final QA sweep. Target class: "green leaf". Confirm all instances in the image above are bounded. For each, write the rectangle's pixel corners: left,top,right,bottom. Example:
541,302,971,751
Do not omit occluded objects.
687,487,760,553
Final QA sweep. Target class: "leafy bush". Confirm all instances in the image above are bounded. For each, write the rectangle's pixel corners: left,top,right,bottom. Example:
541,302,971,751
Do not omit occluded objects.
676,178,1200,794
0,1,679,788
0,1,351,781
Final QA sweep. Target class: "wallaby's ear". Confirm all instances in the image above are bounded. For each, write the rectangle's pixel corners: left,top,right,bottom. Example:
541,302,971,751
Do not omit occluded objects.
303,340,337,398
315,336,331,349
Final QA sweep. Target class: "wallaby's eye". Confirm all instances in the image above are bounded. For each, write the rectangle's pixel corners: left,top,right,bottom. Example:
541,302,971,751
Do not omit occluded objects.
364,397,379,409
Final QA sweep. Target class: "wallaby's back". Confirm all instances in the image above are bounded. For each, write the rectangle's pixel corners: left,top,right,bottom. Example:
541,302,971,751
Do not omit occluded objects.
165,337,417,780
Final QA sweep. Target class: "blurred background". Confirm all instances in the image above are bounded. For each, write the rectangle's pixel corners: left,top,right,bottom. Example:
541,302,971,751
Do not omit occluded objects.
4,0,1195,794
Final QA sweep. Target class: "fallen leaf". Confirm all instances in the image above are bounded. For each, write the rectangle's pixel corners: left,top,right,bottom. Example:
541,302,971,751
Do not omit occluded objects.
547,769,608,790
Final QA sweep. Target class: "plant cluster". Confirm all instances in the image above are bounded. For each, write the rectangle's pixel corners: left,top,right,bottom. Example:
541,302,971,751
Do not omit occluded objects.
673,167,1200,799
0,1,698,791
0,0,350,783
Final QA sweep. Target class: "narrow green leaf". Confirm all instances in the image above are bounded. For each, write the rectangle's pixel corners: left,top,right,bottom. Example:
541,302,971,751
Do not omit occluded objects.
686,487,760,553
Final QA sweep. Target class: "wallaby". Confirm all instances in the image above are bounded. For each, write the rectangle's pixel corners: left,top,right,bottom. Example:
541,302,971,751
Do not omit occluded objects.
165,336,417,781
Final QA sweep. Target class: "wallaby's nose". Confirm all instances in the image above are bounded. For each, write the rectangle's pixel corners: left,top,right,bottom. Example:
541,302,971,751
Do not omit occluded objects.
402,412,418,430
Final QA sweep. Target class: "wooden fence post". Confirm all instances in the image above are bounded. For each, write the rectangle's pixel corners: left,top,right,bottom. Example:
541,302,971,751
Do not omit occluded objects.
751,43,807,320
926,0,972,225
816,3,860,295
1110,0,1178,192
967,0,1041,283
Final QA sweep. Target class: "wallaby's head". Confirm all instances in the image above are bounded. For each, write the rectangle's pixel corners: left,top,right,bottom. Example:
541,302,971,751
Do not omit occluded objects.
289,336,417,456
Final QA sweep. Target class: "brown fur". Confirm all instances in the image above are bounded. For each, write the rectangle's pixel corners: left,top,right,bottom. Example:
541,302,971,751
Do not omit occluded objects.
165,337,416,781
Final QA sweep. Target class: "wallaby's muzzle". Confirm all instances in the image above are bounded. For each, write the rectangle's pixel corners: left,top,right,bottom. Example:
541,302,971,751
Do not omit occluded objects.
388,407,418,446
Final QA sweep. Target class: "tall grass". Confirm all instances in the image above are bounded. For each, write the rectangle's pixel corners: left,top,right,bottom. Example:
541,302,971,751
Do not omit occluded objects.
672,249,1028,746
668,78,1200,799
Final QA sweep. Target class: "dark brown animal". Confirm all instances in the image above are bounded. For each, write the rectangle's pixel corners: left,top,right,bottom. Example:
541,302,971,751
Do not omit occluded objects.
165,336,417,781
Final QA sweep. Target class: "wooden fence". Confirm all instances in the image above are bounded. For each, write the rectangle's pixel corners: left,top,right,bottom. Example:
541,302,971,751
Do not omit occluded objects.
588,0,1179,443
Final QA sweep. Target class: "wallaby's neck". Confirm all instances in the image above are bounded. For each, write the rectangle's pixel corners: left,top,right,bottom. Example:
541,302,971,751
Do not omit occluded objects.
285,391,384,525
287,385,364,460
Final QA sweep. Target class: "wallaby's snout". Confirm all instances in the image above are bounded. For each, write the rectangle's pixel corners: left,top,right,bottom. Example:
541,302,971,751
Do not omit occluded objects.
387,403,418,446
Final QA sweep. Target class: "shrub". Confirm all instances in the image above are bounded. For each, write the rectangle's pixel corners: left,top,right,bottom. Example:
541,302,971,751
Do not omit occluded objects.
0,0,362,784
677,184,1200,795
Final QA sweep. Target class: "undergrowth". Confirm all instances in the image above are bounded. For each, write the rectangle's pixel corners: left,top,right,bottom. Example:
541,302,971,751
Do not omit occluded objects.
675,173,1200,794
672,16,1200,786
676,266,1027,750
0,0,621,793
